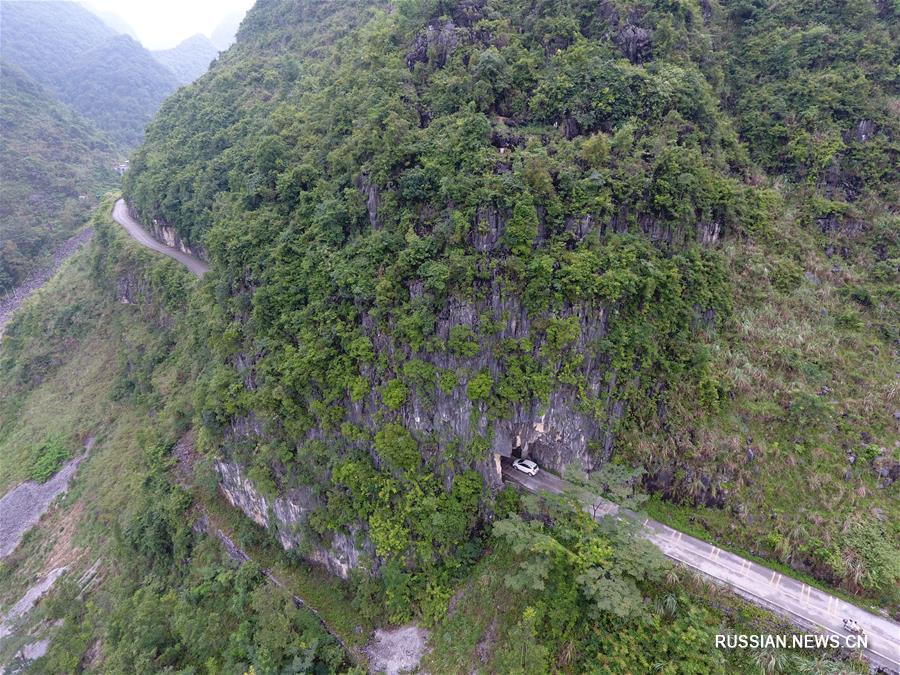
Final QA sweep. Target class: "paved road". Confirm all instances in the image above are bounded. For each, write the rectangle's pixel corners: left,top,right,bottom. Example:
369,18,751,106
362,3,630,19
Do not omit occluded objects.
112,199,208,276
501,458,900,673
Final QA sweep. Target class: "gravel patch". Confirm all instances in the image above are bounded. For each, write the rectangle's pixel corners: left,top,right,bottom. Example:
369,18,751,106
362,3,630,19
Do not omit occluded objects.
365,624,428,674
20,637,50,660
0,455,86,559
0,228,93,338
0,566,68,640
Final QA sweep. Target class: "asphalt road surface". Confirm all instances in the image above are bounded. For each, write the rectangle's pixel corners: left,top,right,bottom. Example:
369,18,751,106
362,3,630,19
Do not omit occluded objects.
501,457,900,673
112,199,208,277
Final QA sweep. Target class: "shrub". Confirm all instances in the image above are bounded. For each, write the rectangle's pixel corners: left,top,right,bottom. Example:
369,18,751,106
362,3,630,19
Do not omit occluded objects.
374,423,419,472
381,379,409,410
467,370,493,401
448,325,480,358
30,435,71,483
438,369,459,393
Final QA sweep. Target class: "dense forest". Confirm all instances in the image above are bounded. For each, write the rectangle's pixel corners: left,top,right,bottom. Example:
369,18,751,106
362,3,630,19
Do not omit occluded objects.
0,201,863,674
127,0,898,610
0,0,179,146
0,63,118,292
0,0,896,671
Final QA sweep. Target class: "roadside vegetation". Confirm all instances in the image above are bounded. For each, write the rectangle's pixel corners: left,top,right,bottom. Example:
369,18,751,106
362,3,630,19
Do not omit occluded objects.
423,486,865,674
0,0,897,670
0,201,347,673
0,198,863,672
124,0,898,613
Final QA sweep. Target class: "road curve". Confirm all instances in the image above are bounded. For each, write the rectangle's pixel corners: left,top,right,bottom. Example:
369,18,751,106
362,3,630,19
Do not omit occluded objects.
112,199,208,277
501,458,900,673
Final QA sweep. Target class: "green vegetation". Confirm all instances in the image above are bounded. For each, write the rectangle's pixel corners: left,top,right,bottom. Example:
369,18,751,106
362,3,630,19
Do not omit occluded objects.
0,201,350,672
424,487,864,674
1,0,897,669
0,0,178,146
152,33,218,85
122,0,897,611
0,63,118,292
28,435,72,483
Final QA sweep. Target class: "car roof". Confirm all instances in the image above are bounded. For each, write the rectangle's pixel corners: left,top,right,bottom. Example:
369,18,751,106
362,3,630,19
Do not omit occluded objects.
518,458,536,465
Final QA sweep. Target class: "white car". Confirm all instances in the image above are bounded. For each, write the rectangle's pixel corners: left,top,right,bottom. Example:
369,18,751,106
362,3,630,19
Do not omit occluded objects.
842,618,865,636
512,458,539,476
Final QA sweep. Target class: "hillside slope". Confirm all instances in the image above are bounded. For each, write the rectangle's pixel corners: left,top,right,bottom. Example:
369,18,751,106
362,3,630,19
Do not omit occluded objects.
0,202,350,673
152,34,219,85
0,63,118,292
53,34,180,147
0,1,179,146
0,200,863,672
125,0,898,613
0,1,115,84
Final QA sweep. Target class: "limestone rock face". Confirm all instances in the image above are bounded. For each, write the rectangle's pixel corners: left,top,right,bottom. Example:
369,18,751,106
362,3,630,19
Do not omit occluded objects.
406,20,458,71
215,459,367,579
148,217,206,259
616,24,652,65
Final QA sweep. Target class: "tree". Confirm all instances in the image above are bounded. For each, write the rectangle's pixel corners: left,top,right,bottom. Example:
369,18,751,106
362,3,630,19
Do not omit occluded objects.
493,488,666,621
563,459,649,518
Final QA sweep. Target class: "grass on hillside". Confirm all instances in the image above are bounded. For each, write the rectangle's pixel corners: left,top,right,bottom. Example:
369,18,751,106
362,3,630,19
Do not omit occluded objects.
196,483,375,653
624,202,900,612
0,204,362,671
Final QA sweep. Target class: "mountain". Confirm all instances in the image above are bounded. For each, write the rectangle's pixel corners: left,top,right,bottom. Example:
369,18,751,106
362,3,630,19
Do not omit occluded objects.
153,33,219,85
209,10,244,50
0,1,115,84
0,0,896,671
125,0,898,639
53,34,180,146
0,1,178,146
0,62,118,292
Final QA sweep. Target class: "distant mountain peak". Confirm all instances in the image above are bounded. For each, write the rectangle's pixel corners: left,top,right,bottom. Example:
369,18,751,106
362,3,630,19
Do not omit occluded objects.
152,34,218,85
1,1,178,147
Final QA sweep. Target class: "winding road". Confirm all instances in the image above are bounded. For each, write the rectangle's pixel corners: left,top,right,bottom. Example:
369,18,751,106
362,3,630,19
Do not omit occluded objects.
502,457,900,673
111,199,899,672
112,199,208,276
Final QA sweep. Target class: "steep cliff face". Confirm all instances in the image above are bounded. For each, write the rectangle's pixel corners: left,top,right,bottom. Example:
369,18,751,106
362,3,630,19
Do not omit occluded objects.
122,0,898,600
146,216,206,261
121,0,741,572
343,211,621,476
215,460,366,578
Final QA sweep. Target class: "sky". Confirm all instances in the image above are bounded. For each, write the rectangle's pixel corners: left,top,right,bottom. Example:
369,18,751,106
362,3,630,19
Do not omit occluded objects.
81,0,255,50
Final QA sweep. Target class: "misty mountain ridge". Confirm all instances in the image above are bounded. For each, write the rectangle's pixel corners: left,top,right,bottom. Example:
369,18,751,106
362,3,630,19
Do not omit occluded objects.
152,33,219,85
